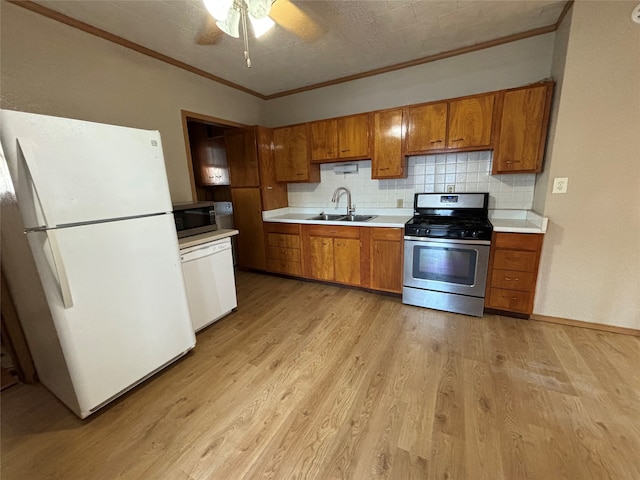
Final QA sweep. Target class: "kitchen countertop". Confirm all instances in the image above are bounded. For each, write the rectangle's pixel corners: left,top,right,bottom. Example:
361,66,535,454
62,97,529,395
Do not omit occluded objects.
263,207,412,228
178,229,239,249
264,207,548,234
489,210,548,234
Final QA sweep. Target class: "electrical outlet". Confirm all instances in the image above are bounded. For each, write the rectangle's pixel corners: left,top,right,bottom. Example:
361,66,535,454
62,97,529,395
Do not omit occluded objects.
446,185,455,193
552,177,569,194
396,198,403,208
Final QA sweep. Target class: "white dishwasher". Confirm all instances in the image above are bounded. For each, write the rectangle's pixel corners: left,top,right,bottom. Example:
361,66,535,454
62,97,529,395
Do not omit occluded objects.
180,236,237,332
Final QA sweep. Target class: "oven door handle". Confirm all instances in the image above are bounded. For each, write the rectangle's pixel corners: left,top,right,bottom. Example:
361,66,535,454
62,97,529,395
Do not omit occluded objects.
403,236,491,246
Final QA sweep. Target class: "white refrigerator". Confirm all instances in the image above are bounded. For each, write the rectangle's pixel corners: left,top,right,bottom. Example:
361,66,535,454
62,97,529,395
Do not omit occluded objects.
0,109,196,418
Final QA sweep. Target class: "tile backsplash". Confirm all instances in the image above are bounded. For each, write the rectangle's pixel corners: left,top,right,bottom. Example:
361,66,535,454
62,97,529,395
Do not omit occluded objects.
287,151,535,210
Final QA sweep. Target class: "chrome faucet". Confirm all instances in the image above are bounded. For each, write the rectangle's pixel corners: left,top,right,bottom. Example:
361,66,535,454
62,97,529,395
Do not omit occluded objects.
331,187,355,215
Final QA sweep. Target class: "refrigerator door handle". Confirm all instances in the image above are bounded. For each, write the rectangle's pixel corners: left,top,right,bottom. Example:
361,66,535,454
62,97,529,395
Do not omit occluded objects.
46,229,74,309
17,138,55,228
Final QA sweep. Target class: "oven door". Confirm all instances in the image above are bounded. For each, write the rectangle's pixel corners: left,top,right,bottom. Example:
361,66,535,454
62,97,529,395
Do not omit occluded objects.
403,237,490,297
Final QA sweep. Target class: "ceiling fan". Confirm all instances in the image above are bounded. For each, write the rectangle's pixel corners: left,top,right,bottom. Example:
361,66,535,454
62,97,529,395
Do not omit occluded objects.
199,0,323,67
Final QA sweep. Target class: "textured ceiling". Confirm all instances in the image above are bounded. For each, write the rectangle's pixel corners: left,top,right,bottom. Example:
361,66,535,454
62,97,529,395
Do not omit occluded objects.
32,0,568,97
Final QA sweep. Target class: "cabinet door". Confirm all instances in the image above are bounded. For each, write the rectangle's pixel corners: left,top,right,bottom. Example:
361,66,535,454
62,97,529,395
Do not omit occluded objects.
195,136,229,186
372,109,405,179
493,84,552,174
404,103,448,153
225,128,260,187
447,94,495,149
309,119,338,162
308,236,334,281
370,228,403,293
334,238,361,285
256,127,288,210
230,188,266,271
337,114,370,158
273,125,319,183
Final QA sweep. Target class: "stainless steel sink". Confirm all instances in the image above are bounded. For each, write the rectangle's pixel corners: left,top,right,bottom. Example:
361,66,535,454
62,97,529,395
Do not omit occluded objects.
306,214,345,221
306,214,376,222
339,215,376,222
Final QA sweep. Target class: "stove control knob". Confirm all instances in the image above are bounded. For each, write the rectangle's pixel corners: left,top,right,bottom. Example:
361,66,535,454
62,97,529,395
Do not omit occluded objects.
459,230,467,238
471,230,479,238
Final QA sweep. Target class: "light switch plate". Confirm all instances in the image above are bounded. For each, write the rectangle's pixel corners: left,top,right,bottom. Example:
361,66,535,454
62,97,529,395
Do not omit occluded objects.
552,177,569,194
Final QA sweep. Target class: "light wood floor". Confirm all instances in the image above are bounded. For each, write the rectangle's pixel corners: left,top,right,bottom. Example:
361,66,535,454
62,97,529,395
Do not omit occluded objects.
2,271,639,479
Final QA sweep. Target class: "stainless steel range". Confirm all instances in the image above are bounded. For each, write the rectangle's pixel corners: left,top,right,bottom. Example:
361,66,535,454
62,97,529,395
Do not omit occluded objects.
403,192,493,317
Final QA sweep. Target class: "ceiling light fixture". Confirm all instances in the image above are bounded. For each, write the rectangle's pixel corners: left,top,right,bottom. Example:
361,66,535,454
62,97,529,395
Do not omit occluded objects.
203,0,275,67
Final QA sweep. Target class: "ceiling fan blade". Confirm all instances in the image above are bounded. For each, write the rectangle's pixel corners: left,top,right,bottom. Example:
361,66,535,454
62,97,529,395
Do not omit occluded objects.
196,15,223,45
269,0,324,42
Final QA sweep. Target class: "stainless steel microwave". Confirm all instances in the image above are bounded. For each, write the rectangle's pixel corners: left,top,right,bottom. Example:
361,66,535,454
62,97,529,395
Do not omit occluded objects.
172,201,218,238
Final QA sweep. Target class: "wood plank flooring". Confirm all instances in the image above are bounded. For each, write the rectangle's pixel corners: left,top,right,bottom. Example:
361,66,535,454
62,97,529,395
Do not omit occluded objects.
2,271,639,479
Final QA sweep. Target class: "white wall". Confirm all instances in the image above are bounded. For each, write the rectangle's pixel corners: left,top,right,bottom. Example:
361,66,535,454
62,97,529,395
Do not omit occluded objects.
0,2,266,203
265,33,555,126
533,1,640,329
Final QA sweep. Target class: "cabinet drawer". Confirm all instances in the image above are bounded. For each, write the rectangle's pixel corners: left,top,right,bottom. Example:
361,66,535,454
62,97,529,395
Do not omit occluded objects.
490,269,535,292
371,227,403,241
487,288,531,313
267,233,301,249
493,232,543,251
264,223,301,235
267,246,301,262
493,250,537,272
267,258,302,276
305,225,360,239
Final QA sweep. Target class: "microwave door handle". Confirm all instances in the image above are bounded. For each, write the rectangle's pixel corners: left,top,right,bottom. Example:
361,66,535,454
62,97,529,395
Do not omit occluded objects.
45,229,74,309
16,138,54,229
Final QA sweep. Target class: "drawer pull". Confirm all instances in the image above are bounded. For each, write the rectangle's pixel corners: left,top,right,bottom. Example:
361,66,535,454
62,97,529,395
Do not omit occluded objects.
506,256,523,261
502,295,519,301
504,277,519,281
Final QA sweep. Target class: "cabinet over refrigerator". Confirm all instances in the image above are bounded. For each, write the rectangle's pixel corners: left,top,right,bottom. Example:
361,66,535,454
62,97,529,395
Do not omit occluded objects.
0,109,196,418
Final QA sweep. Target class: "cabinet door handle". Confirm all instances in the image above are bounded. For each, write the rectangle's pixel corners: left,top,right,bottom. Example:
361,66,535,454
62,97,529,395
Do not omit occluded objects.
506,256,523,261
451,138,464,142
430,140,443,144
502,295,519,301
341,149,350,153
295,172,304,176
505,161,521,165
380,167,390,171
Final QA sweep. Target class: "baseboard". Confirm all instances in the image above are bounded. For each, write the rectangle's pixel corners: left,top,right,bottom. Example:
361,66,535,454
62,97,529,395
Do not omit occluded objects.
530,314,640,337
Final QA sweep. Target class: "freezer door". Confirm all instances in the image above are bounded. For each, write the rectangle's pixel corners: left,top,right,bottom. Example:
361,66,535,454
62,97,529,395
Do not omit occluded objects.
0,109,173,229
27,214,195,417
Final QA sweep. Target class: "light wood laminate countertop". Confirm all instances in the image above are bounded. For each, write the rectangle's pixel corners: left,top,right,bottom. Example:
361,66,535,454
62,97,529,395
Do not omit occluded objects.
178,229,239,249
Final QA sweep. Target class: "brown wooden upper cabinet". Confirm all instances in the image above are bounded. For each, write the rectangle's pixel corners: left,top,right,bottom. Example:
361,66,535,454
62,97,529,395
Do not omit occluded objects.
403,102,448,154
309,113,370,162
273,124,320,183
372,109,405,179
403,94,495,155
224,128,260,187
492,82,554,174
189,122,230,186
309,119,338,161
447,94,495,149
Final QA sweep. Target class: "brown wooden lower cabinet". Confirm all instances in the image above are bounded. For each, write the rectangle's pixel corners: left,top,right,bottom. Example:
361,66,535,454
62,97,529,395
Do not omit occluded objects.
264,222,404,294
264,222,303,277
485,232,544,317
370,227,403,293
302,224,369,288
231,188,267,271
